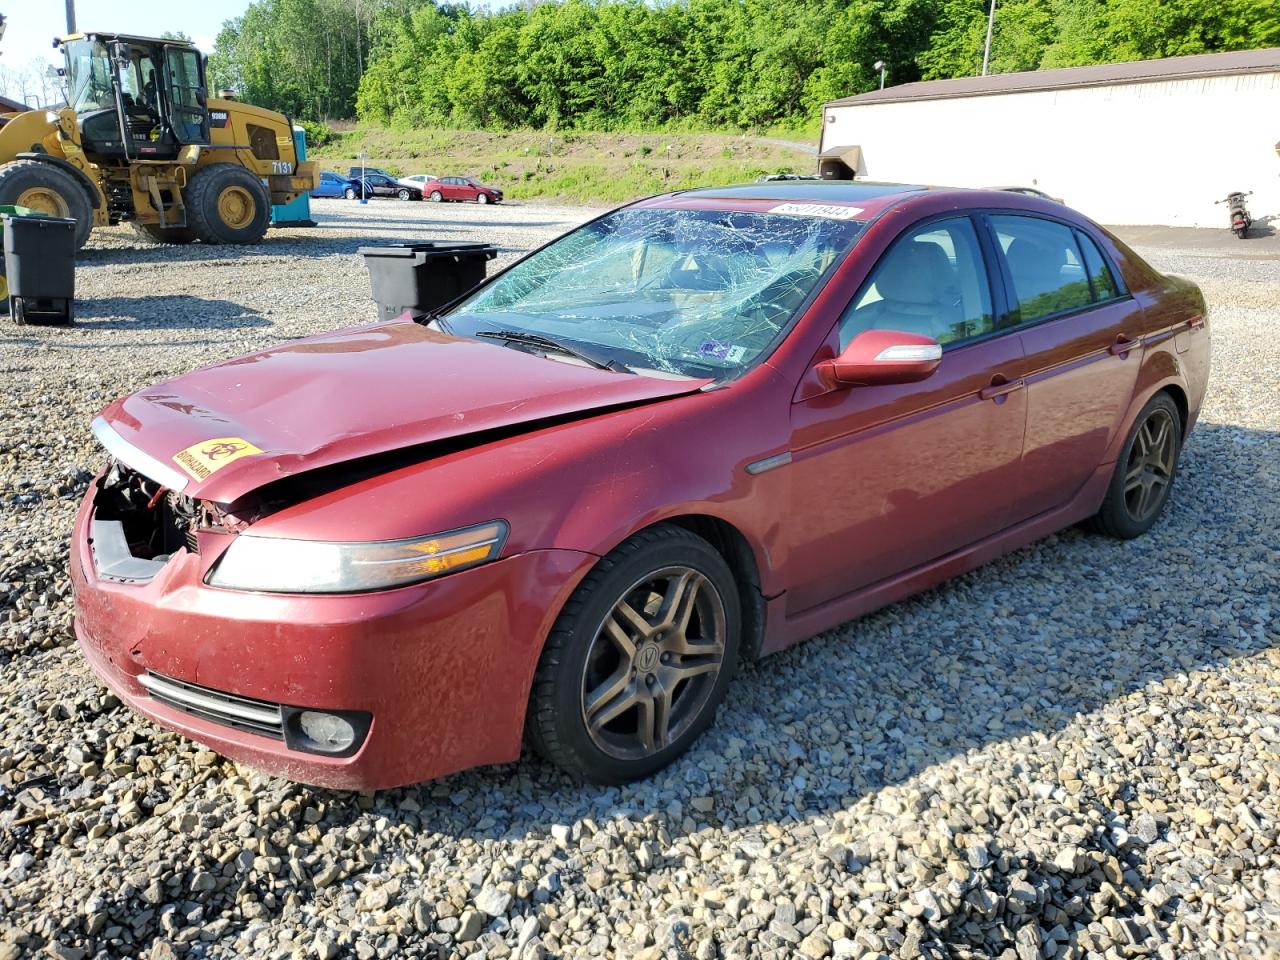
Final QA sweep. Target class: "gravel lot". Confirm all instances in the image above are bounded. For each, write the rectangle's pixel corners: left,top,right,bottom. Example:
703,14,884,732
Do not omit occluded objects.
0,200,1277,960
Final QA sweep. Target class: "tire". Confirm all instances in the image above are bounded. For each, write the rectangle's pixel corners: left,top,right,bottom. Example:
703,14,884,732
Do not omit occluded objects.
131,221,197,245
396,188,410,201
429,190,442,202
344,187,358,200
1088,393,1182,539
0,159,94,250
527,524,740,784
477,193,489,205
185,164,271,245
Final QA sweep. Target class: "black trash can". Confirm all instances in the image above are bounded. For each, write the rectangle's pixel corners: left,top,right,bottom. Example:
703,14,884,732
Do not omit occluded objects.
4,213,76,326
359,242,498,322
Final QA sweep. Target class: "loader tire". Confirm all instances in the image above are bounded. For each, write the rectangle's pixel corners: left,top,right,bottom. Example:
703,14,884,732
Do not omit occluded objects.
131,222,197,245
185,164,271,245
0,159,93,250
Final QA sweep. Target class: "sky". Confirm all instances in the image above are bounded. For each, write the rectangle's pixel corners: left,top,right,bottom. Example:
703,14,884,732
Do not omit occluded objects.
3,0,255,69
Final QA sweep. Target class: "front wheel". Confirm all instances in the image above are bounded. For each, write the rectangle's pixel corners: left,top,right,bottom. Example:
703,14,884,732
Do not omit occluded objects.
527,525,740,784
344,187,357,200
396,188,411,201
0,159,93,249
1088,393,1182,539
476,193,489,205
184,164,271,244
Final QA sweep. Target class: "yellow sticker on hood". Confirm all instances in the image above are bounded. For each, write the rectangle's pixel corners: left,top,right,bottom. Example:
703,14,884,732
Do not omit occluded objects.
172,437,264,481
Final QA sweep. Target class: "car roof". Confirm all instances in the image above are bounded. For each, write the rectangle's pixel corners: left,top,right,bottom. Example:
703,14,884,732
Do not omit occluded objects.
634,180,941,218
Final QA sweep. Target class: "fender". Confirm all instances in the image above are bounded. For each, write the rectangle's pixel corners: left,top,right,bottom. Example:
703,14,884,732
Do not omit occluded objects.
1102,344,1188,465
16,151,103,209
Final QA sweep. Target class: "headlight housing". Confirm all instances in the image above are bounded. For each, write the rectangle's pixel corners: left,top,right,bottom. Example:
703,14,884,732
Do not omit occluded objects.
206,521,508,594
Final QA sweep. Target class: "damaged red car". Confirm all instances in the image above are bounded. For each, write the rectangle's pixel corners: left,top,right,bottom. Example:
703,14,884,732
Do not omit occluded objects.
71,182,1209,789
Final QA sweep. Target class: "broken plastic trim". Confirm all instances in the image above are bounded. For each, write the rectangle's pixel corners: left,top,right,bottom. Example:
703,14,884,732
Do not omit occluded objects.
89,519,168,582
91,417,190,492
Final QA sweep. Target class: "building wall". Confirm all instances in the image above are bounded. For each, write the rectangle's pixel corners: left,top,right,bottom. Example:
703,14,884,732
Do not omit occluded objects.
823,72,1280,227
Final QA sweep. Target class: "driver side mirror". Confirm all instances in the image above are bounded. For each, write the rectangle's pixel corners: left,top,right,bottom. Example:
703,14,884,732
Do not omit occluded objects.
816,329,942,389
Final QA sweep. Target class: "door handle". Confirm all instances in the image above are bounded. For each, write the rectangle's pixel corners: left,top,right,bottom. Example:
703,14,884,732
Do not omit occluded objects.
979,378,1025,402
1109,335,1140,356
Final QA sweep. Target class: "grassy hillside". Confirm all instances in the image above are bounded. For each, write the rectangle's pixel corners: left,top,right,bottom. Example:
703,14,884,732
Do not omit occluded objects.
307,126,817,205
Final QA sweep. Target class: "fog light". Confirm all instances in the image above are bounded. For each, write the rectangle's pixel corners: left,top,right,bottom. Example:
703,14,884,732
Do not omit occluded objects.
283,708,370,757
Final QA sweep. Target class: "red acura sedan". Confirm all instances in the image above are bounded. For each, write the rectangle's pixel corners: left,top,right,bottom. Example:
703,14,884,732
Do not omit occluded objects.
72,182,1209,789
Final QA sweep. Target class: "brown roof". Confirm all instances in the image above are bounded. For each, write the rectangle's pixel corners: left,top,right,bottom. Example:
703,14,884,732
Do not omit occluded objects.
826,46,1280,108
0,94,28,113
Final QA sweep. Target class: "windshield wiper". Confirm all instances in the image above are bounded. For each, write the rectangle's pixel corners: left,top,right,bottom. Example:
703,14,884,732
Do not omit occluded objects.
474,329,632,373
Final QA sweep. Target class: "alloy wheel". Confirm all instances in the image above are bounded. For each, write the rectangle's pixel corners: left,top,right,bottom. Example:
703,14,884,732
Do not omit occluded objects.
1124,407,1177,522
580,566,726,760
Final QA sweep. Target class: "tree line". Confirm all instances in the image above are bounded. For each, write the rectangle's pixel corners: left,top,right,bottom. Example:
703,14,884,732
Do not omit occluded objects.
209,0,1280,129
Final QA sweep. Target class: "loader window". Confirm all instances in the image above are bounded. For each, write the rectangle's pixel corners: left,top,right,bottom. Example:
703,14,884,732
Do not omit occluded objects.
65,39,115,113
165,47,208,144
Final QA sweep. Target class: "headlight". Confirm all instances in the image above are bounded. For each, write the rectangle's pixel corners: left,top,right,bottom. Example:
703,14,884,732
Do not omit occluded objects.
206,521,508,593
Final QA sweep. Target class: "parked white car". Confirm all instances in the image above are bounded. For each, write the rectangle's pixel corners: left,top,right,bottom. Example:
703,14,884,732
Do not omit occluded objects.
397,174,438,191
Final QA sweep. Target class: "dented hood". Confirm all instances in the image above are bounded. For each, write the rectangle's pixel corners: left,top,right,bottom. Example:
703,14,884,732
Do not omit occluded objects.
95,320,707,504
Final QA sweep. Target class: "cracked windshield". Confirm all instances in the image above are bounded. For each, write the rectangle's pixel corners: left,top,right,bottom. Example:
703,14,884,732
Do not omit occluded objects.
441,208,865,377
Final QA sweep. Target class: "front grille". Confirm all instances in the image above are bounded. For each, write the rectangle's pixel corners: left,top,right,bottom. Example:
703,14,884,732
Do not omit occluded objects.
138,672,284,740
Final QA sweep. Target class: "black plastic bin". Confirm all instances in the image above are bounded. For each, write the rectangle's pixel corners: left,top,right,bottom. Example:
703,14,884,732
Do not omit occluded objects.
359,242,498,322
4,213,76,325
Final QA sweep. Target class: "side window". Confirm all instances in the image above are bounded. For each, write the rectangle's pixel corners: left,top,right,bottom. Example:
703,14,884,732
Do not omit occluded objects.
839,217,993,350
991,215,1093,324
1075,230,1121,302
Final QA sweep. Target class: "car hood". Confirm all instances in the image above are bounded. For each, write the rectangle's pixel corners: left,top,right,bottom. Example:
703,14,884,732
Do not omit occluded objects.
96,320,708,504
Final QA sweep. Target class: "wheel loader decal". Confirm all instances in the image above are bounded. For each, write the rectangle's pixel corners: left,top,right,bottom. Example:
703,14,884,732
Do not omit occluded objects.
210,111,229,128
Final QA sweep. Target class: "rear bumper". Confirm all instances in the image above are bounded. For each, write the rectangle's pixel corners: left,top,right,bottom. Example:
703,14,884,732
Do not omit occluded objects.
70,494,595,790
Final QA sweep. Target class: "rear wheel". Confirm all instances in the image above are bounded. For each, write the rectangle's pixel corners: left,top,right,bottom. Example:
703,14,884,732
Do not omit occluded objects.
1089,393,1182,539
185,164,271,245
0,159,93,249
131,221,197,245
429,190,442,202
527,525,740,784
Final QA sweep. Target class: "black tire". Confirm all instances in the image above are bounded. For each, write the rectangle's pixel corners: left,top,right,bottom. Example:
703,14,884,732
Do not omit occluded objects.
0,159,93,250
1088,393,1182,539
527,524,740,784
429,190,443,202
131,221,197,245
396,188,411,201
184,164,271,245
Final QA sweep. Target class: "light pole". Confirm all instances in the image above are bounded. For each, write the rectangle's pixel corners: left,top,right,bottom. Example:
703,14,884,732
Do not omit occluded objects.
359,150,368,205
981,0,996,76
874,60,887,90
65,0,77,34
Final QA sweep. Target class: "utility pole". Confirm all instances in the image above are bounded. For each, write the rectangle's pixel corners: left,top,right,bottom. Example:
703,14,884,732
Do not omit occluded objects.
65,0,77,34
981,0,996,76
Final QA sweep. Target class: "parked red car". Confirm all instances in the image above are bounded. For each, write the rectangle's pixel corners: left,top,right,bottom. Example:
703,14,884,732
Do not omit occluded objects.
426,176,503,204
72,183,1209,789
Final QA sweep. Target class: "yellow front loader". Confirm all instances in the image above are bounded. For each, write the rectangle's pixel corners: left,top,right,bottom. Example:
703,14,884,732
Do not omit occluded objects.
0,31,317,249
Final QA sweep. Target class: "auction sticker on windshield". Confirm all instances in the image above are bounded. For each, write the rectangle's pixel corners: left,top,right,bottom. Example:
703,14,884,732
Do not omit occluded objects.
768,203,863,219
173,438,264,481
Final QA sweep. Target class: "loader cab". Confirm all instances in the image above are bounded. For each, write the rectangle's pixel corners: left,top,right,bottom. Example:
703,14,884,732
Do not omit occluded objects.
59,33,210,162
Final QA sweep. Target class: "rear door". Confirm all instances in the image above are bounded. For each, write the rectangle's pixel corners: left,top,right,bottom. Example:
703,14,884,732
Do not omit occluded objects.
986,214,1144,522
786,215,1027,613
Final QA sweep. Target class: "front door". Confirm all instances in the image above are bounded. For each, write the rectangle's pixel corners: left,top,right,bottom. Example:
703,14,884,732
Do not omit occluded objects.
786,216,1027,614
986,215,1144,521
164,46,210,145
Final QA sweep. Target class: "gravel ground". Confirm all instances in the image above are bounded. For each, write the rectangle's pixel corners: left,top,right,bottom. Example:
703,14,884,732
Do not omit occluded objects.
0,201,1276,960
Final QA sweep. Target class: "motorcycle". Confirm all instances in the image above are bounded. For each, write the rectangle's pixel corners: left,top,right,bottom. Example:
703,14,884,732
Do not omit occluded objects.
1216,191,1253,239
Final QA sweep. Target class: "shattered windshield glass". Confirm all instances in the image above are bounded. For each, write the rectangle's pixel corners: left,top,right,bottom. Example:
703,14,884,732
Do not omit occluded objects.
442,207,865,378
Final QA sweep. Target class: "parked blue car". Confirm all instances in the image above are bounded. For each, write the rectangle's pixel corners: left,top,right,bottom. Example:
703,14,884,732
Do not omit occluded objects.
310,171,353,199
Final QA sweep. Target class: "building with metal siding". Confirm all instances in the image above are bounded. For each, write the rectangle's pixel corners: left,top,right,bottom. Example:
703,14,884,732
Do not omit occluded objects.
819,48,1280,227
